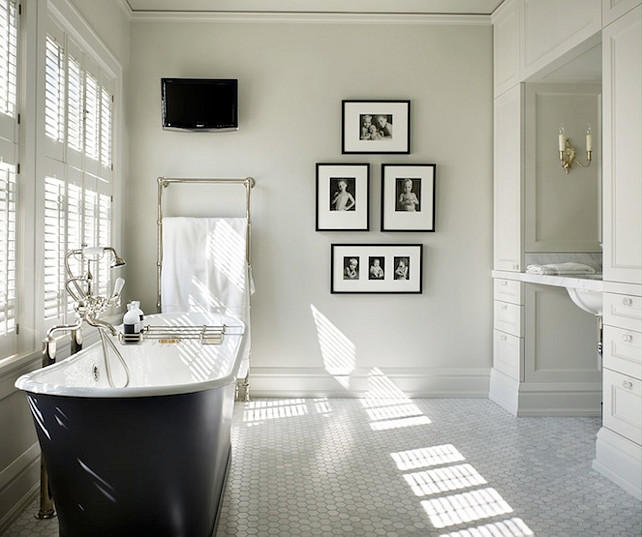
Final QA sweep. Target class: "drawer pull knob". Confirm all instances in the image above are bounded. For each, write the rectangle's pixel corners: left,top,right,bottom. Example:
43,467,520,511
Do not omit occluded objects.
502,304,508,310
622,297,633,306
501,335,507,341
501,281,508,286
622,380,634,390
623,334,633,343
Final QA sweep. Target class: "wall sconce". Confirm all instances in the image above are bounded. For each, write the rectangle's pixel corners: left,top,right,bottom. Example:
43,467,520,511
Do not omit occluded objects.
558,125,592,174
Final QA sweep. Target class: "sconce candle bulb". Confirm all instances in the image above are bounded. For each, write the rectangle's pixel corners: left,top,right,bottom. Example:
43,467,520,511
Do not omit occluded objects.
586,125,592,152
558,124,592,174
558,125,566,151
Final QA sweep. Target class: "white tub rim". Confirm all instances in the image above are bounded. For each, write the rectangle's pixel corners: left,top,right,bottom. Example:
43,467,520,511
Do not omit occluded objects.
15,312,247,398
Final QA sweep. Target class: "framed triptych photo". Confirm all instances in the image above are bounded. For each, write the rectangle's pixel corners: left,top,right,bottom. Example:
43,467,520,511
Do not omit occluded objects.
331,243,423,294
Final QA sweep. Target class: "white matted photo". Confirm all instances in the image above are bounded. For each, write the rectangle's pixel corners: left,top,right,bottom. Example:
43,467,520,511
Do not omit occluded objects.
342,100,410,154
381,164,436,232
331,244,423,294
316,163,370,231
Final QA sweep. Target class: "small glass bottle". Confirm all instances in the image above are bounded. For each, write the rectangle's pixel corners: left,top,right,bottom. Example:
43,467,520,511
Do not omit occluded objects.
123,303,139,335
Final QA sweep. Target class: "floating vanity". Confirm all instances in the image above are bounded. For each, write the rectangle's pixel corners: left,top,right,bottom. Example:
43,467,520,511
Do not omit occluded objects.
490,270,603,418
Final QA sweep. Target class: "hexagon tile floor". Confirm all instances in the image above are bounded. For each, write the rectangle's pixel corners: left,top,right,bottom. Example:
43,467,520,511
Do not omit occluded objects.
2,398,641,537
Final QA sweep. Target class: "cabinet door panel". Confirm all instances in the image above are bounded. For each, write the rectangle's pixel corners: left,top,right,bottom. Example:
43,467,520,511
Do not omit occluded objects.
603,368,642,445
493,85,523,272
603,325,642,380
524,284,600,383
494,278,523,305
603,6,642,284
493,330,524,381
493,0,521,96
521,0,601,79
604,292,642,332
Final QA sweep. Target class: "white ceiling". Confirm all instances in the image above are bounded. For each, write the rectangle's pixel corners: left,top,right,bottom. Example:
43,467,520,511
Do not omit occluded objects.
125,0,506,15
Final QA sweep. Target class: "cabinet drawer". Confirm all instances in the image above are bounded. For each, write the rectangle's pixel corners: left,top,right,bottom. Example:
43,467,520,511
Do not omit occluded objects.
494,278,523,305
603,368,642,446
494,300,523,336
493,329,524,381
604,293,642,332
603,325,642,380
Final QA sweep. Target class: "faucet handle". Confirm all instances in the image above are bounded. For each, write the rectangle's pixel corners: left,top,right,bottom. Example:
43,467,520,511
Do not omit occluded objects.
108,277,125,307
111,277,125,299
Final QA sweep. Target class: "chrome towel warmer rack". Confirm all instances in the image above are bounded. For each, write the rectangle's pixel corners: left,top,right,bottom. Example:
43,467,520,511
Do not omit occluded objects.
156,176,255,400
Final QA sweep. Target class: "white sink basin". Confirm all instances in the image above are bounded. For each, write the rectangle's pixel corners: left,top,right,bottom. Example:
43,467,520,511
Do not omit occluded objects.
566,275,603,316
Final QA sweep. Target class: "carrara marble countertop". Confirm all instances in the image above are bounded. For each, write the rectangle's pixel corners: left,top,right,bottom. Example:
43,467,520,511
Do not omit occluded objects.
492,270,603,291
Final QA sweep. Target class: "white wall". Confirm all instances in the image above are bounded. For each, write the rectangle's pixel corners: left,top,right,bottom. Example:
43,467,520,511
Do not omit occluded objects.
126,16,494,397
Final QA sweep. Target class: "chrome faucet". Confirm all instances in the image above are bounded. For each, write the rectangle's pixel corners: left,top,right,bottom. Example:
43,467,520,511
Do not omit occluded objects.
64,246,126,334
43,246,126,365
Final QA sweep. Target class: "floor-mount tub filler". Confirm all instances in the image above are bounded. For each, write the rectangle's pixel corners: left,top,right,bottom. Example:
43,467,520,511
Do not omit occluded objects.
15,311,248,537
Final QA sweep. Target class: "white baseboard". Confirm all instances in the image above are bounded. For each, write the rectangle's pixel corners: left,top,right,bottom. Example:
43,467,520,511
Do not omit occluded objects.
0,443,40,535
246,366,491,399
593,427,642,501
489,368,520,415
488,368,602,417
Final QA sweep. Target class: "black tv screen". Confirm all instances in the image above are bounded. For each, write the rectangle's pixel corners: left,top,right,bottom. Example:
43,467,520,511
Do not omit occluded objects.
161,78,238,131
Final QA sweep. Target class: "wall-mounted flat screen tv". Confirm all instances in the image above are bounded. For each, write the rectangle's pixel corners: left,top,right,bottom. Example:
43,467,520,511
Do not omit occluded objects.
161,78,238,131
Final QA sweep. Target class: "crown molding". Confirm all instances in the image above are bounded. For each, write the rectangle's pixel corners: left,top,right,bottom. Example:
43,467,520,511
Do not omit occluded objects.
130,10,490,25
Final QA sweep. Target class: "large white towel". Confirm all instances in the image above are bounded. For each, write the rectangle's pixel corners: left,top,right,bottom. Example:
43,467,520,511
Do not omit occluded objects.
161,216,253,317
161,217,253,377
525,262,596,276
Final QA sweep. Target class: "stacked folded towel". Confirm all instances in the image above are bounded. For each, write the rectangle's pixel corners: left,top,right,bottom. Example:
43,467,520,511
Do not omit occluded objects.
525,262,596,275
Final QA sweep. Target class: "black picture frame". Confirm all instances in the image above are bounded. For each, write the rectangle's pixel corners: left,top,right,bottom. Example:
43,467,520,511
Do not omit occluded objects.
342,100,411,154
381,164,436,232
331,244,423,294
316,163,370,231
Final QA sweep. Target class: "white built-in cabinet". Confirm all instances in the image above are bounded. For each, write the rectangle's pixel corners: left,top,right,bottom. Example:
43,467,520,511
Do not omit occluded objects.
593,4,642,501
491,0,642,499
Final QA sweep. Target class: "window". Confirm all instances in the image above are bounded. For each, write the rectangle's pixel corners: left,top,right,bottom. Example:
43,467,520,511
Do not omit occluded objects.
0,0,120,364
42,22,115,325
0,0,19,357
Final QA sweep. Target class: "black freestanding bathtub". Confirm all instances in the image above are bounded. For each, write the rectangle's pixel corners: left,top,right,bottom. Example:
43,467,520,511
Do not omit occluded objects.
15,312,248,537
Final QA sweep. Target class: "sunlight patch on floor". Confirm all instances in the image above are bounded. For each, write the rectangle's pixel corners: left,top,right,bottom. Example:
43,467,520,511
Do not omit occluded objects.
421,488,513,529
242,399,308,423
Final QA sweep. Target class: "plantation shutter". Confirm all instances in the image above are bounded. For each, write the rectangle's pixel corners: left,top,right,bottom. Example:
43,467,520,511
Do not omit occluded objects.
0,0,18,121
41,24,115,325
44,36,65,144
0,0,18,355
0,163,16,339
67,54,83,153
43,176,65,320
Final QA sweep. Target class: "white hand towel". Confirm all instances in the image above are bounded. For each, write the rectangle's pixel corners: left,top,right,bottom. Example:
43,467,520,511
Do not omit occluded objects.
526,262,596,275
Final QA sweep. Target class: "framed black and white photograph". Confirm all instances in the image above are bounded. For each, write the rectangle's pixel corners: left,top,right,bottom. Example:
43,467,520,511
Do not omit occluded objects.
331,244,423,293
381,164,436,232
342,100,410,154
316,163,370,231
